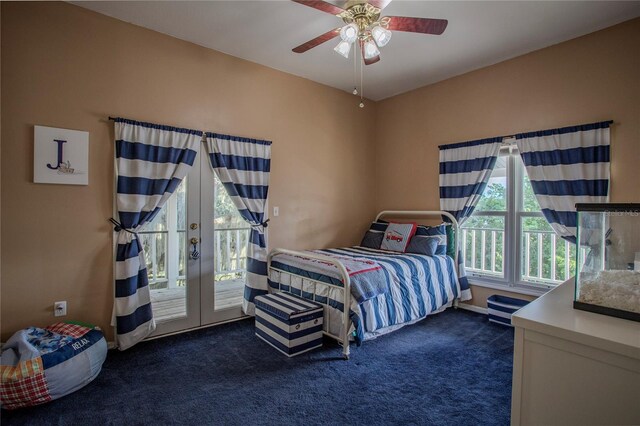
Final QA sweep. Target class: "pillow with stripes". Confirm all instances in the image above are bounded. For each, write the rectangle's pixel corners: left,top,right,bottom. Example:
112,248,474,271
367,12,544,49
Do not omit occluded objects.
415,224,447,255
406,235,439,256
381,223,417,252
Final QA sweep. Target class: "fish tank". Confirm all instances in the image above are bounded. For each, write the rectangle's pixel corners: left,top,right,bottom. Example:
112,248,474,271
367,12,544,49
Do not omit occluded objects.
574,203,640,322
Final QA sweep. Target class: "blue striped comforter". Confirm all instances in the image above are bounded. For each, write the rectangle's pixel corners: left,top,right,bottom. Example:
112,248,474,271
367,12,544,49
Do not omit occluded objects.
268,246,460,344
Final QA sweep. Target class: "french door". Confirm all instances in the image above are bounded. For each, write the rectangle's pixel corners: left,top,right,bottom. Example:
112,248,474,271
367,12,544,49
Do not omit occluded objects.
138,145,250,337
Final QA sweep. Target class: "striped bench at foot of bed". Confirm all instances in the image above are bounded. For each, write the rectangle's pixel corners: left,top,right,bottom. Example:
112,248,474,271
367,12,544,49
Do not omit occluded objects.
255,292,323,357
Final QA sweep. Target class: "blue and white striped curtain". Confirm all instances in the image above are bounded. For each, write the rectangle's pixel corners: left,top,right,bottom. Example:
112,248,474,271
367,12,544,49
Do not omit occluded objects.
515,121,611,243
439,137,503,301
206,133,271,316
113,118,201,350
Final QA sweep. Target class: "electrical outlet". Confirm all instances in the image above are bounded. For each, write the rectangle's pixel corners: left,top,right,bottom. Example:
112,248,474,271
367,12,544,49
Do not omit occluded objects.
273,206,279,217
54,301,67,317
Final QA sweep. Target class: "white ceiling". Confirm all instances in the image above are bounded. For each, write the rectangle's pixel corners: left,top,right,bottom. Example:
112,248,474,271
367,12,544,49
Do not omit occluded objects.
73,1,640,101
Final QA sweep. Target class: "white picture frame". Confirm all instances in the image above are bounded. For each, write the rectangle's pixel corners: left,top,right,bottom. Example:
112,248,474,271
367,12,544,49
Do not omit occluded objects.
34,125,89,185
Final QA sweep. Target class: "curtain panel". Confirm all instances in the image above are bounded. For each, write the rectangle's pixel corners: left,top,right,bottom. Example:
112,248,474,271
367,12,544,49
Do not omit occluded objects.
205,133,272,316
515,121,612,243
113,118,201,350
439,137,503,301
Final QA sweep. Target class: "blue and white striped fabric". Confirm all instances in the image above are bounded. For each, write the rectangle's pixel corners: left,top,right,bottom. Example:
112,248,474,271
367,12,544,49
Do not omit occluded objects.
113,118,201,350
515,121,612,243
269,247,460,344
254,292,323,357
487,295,530,326
439,137,502,300
206,133,271,316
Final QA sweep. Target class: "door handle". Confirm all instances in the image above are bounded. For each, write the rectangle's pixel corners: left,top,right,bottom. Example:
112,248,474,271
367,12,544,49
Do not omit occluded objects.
190,237,200,260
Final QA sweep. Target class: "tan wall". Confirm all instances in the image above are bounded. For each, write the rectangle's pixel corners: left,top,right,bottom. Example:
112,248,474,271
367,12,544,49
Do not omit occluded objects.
2,4,639,341
0,2,377,341
375,18,640,307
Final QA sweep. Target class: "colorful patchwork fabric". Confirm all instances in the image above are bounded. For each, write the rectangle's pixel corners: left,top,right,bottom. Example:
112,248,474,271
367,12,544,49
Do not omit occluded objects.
46,322,92,339
25,327,74,355
1,357,45,382
0,358,51,410
0,322,107,410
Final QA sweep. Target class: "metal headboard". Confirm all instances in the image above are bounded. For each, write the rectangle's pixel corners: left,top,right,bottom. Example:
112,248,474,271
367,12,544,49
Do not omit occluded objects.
374,210,459,265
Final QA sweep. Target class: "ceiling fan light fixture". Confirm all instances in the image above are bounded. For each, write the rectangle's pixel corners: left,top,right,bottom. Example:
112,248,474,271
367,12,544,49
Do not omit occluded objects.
371,25,392,47
334,40,352,58
363,40,380,59
339,23,359,44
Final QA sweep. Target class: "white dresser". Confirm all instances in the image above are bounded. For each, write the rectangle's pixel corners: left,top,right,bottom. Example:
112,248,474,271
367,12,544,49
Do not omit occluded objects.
510,280,640,425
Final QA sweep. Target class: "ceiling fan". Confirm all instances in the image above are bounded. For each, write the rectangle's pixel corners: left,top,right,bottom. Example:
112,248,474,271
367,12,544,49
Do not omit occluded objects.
291,0,448,65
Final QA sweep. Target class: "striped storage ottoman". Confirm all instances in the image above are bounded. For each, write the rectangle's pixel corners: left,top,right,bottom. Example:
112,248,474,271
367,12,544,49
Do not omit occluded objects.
487,295,530,326
255,292,323,357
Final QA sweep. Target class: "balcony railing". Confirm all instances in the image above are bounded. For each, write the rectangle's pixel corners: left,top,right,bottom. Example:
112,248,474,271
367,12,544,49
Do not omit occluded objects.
214,227,250,279
142,227,250,289
461,227,583,285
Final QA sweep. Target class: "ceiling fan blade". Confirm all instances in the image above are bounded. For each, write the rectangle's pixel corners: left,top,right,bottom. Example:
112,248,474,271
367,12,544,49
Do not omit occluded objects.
291,0,345,16
386,16,448,35
292,28,341,53
367,0,392,10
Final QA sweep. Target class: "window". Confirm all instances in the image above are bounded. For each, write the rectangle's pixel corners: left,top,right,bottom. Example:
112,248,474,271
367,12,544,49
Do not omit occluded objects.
461,143,577,293
139,179,187,291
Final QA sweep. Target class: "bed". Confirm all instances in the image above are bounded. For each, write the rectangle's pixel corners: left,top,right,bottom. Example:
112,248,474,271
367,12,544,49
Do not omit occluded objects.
267,210,462,359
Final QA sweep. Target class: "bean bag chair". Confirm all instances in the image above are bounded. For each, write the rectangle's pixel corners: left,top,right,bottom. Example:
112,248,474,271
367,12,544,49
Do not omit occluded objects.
1,322,107,410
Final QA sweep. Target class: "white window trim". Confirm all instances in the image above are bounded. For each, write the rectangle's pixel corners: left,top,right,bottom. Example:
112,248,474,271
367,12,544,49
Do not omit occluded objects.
467,276,551,297
463,142,566,295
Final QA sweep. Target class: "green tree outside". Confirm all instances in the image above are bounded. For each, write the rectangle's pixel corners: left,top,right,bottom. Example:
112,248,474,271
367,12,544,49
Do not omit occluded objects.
463,173,576,282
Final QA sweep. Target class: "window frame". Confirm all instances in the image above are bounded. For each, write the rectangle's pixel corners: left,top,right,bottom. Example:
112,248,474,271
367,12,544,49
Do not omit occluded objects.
465,143,558,296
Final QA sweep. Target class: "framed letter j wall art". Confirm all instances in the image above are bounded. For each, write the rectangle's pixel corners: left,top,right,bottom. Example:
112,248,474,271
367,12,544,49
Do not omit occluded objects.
34,125,89,185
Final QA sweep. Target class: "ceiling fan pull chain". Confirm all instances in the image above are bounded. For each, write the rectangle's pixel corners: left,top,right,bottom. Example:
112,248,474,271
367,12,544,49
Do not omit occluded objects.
359,48,365,108
353,40,358,95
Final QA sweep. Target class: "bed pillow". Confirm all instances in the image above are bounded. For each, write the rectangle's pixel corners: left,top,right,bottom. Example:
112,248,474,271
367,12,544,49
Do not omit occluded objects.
380,222,417,252
406,235,439,256
360,230,384,249
367,219,389,233
414,224,447,255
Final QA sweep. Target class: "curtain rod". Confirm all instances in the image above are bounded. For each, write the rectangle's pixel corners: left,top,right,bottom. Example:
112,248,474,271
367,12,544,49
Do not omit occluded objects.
108,116,272,145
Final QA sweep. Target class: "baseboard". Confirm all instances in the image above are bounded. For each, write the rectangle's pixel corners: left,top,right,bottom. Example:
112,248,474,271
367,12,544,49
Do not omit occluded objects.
457,303,488,315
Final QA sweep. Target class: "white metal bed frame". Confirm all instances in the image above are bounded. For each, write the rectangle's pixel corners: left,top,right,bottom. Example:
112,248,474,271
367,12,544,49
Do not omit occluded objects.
266,210,459,360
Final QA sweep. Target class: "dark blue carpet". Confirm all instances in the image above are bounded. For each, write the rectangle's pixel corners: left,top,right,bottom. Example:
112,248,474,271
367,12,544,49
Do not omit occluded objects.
2,309,514,425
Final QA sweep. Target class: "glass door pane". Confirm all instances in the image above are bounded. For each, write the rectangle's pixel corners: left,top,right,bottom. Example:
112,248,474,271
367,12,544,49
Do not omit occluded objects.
143,180,188,322
200,152,247,325
146,148,202,337
213,173,249,311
